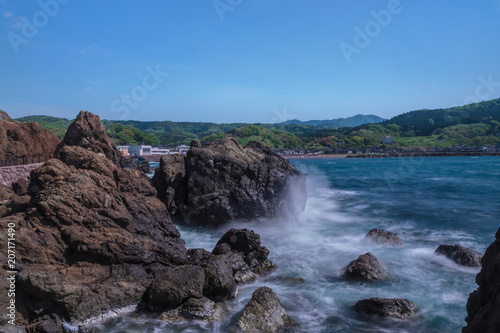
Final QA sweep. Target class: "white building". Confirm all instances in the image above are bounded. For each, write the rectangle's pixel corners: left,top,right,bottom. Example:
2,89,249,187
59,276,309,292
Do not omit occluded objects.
128,145,152,156
151,147,170,155
177,145,190,154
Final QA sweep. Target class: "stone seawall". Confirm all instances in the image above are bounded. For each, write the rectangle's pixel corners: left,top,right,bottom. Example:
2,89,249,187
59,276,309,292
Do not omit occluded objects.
0,163,44,185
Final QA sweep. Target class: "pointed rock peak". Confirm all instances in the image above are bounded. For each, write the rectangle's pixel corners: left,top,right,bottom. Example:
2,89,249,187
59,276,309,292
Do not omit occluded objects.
0,109,13,122
55,111,124,167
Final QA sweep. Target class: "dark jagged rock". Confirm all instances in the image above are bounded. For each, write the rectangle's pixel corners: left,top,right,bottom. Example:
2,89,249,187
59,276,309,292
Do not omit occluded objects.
435,244,483,267
148,266,205,311
0,111,60,160
354,298,416,320
216,229,270,269
54,111,125,167
159,297,224,322
366,229,404,246
153,138,307,226
343,252,387,281
235,286,296,332
152,154,186,216
203,255,238,301
2,144,188,329
464,228,500,332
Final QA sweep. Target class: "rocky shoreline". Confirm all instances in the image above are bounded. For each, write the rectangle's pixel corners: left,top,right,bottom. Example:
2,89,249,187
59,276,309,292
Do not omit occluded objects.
1,111,499,332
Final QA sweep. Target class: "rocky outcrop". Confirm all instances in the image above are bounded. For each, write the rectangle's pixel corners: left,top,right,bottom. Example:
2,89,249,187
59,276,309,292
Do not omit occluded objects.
343,252,387,281
235,287,296,332
3,145,188,330
464,228,500,332
435,244,483,267
54,111,125,167
153,138,307,226
354,298,416,320
366,229,404,246
0,111,60,160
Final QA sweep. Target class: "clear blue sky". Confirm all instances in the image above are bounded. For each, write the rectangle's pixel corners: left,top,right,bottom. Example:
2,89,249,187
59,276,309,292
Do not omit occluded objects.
1,0,499,123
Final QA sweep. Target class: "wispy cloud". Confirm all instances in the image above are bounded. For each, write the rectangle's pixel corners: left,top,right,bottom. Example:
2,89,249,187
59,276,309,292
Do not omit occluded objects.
2,11,13,18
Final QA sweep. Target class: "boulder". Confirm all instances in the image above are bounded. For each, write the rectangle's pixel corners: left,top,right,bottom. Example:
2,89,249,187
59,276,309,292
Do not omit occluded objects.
0,111,60,160
354,298,416,320
464,227,500,332
203,255,238,301
148,265,205,311
235,287,296,332
153,138,307,225
54,111,124,167
159,297,224,322
435,244,482,267
343,252,387,281
366,229,404,246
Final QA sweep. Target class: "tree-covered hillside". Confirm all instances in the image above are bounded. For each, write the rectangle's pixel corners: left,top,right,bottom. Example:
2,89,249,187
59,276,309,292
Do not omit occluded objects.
10,98,500,150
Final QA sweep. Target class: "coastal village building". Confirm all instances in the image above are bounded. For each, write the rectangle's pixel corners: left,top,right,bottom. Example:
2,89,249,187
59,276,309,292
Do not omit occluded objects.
128,145,152,156
151,147,170,155
177,145,190,154
116,146,129,156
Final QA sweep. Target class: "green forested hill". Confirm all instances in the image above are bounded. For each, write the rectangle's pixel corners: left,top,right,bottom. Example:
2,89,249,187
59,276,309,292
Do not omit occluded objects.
10,98,500,150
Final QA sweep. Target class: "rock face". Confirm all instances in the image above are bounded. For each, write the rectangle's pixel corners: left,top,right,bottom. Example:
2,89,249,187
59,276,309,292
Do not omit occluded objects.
354,298,416,320
7,145,188,330
366,229,404,246
343,252,387,281
55,111,125,167
435,244,483,267
0,111,60,160
153,138,307,226
464,228,500,332
235,287,296,332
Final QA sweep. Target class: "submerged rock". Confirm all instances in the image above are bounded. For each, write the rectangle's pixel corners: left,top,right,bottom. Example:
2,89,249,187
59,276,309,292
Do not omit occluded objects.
366,229,404,246
354,298,416,320
435,244,483,267
235,287,296,332
153,138,307,226
343,252,387,281
159,297,224,322
464,227,500,332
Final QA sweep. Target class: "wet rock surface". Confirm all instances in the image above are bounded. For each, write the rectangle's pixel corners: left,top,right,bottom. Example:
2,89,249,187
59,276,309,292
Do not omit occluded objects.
153,138,307,226
235,287,296,332
343,252,387,281
435,244,483,267
354,298,416,320
366,229,404,246
464,227,500,332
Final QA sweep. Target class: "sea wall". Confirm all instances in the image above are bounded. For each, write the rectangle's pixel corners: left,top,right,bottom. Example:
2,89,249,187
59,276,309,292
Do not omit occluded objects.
0,163,43,185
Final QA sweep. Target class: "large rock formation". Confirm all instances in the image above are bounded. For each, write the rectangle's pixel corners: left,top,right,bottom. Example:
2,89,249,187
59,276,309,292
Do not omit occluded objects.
2,145,188,331
354,298,416,320
435,244,482,267
343,252,387,281
55,111,125,167
0,111,60,160
464,228,500,332
235,287,296,332
153,138,307,226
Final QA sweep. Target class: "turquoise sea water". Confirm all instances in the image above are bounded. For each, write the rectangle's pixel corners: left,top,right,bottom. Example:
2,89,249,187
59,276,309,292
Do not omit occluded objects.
94,156,500,332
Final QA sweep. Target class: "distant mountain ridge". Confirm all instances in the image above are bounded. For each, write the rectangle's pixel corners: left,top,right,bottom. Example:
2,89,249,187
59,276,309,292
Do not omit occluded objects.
276,114,386,128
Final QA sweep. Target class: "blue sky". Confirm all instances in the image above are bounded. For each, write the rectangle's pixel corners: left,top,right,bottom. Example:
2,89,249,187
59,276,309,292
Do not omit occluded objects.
1,0,499,123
